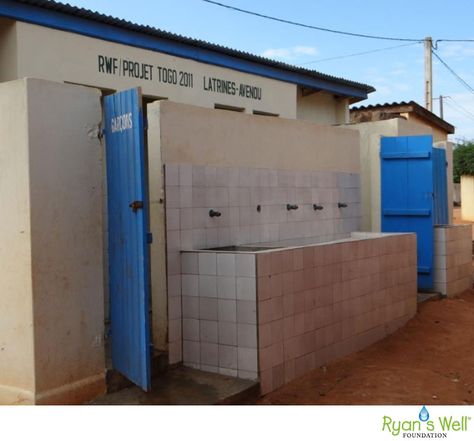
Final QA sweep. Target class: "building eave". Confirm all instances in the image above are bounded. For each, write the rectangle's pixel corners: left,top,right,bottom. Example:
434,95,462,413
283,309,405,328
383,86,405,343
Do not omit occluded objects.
0,0,375,101
351,101,455,134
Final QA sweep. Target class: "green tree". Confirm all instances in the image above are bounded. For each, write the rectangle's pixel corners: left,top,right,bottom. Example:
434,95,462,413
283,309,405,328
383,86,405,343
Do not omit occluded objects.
453,141,474,183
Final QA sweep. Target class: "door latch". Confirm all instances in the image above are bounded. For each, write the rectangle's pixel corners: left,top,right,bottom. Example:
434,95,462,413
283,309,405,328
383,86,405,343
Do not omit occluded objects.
129,200,144,213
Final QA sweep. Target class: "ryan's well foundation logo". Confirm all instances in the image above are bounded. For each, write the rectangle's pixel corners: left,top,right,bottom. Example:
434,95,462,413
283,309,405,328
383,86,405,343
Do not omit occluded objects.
382,406,471,438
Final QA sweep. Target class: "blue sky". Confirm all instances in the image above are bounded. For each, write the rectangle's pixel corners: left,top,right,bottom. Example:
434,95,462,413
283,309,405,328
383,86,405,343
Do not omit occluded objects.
67,0,474,141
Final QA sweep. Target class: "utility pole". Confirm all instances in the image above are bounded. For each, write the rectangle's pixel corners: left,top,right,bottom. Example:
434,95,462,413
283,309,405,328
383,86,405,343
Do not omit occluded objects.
424,36,433,111
434,95,450,119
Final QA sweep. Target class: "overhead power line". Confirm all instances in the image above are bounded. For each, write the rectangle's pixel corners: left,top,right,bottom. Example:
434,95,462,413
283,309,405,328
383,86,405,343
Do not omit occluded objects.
444,101,474,122
431,50,474,95
436,39,474,44
202,0,423,42
300,41,421,65
203,1,474,46
446,97,474,120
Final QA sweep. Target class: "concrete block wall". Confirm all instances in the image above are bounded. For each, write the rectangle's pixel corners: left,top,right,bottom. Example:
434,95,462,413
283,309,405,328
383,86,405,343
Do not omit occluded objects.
165,163,361,363
255,234,417,395
434,225,472,297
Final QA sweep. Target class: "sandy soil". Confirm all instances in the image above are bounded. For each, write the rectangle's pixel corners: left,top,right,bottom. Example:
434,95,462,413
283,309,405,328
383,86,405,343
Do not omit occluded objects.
258,289,474,405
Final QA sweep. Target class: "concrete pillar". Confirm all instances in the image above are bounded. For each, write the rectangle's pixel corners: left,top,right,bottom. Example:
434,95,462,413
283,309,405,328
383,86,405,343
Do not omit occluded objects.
0,79,105,404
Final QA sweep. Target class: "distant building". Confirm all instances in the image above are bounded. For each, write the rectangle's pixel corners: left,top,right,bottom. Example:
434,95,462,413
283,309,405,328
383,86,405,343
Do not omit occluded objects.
350,101,455,142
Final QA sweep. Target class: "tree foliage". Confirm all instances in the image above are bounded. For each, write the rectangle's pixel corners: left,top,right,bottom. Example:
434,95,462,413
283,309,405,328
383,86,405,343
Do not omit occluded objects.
453,141,474,183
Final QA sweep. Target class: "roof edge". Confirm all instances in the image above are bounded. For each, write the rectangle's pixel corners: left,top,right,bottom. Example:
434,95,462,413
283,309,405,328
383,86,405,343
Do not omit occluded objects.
0,0,374,100
351,100,455,134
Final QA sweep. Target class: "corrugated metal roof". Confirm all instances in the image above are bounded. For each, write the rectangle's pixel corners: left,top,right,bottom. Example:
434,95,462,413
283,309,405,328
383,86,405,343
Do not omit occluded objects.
351,100,417,111
8,0,375,94
350,100,455,133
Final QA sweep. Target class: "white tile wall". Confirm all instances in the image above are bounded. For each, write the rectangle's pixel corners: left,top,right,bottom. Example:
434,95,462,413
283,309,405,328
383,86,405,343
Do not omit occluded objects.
236,277,256,301
217,254,236,276
167,164,361,366
433,225,472,297
217,276,236,299
181,250,258,380
165,164,361,252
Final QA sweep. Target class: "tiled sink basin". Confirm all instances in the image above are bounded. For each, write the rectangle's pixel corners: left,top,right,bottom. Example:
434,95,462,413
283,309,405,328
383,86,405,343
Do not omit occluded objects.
203,245,280,252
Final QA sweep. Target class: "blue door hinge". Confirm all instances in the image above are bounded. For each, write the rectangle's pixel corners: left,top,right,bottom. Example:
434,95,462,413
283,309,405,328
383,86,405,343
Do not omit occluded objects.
147,232,153,244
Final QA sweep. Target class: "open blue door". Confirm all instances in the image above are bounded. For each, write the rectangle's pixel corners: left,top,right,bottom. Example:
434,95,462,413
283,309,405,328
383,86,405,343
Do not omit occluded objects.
381,135,434,290
104,87,151,390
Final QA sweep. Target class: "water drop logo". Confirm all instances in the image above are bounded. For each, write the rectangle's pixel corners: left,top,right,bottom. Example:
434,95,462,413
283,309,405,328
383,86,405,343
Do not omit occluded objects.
419,405,430,422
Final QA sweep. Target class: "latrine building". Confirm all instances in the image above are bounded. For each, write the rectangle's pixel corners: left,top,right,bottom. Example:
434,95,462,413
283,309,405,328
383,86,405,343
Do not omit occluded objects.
0,0,424,404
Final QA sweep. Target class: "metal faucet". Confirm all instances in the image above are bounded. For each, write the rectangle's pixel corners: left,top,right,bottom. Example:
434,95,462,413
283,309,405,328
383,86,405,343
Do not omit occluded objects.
287,204,298,211
209,209,222,217
313,204,324,211
338,202,348,208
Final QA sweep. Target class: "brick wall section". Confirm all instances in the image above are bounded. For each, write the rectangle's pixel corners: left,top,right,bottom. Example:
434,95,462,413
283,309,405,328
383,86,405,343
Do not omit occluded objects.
434,225,472,297
256,234,418,395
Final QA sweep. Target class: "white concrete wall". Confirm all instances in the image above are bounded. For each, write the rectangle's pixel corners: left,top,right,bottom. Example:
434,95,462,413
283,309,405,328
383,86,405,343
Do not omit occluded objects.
297,90,348,125
461,175,474,221
0,79,35,404
155,101,360,172
14,21,297,118
0,79,105,404
403,113,448,143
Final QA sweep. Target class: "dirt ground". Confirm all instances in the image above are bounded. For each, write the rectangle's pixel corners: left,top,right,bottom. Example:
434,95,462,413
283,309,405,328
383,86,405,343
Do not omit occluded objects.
258,289,474,405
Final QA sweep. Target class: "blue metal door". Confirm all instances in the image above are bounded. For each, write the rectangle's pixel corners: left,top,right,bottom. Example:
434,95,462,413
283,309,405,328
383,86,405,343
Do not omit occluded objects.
381,135,434,290
104,87,151,390
433,147,449,225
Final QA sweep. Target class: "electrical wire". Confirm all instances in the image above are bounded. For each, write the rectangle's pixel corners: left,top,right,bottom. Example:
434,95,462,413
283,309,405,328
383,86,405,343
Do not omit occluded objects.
448,98,474,119
202,0,423,42
446,97,474,120
445,101,474,122
436,39,474,44
432,50,474,95
201,0,474,133
299,42,421,65
444,101,474,122
202,1,474,48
